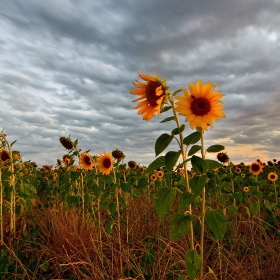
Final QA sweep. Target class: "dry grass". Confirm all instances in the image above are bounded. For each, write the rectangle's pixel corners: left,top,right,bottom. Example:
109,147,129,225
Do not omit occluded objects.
3,193,280,279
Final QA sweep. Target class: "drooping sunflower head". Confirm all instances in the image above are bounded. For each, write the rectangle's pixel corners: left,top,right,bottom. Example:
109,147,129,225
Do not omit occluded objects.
96,152,113,175
268,172,278,182
79,152,93,171
175,80,225,130
249,161,263,176
59,136,74,150
130,73,170,121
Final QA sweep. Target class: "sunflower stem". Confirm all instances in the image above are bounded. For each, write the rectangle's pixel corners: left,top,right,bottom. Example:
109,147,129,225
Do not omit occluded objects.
199,128,206,280
169,96,194,250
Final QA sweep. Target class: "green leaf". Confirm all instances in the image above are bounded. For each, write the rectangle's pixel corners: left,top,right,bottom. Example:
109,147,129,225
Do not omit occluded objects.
172,89,183,96
254,190,263,200
227,204,238,216
205,209,227,240
172,124,185,135
231,192,243,202
264,199,272,210
160,116,176,123
40,261,49,272
105,221,114,235
165,150,181,172
188,145,201,157
169,213,191,241
190,175,207,197
191,155,208,175
109,202,117,214
185,250,202,280
155,133,173,156
206,144,225,153
250,203,260,215
220,193,230,204
205,159,222,170
161,105,172,112
155,187,176,220
144,156,165,175
177,275,187,280
183,132,201,146
179,192,195,212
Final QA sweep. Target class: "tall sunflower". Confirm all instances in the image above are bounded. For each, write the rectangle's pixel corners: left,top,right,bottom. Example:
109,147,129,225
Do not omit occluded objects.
249,161,263,176
96,152,114,175
79,152,93,170
130,73,169,121
175,80,225,130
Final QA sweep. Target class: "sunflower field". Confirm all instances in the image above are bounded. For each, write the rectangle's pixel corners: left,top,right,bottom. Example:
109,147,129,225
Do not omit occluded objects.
1,75,280,280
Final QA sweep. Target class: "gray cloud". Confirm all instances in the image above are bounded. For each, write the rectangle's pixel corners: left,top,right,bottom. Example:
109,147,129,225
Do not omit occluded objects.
1,0,280,167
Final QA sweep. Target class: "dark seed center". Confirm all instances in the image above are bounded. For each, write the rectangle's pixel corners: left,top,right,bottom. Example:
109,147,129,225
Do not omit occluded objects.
103,158,112,168
146,81,163,107
191,98,211,116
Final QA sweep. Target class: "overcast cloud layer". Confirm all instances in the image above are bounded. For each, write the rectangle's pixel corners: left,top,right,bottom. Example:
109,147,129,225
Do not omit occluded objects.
1,0,280,167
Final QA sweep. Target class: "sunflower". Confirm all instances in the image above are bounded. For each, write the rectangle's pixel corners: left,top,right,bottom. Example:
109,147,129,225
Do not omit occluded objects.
268,172,278,182
217,152,229,164
96,152,113,175
175,80,225,130
156,170,164,179
243,186,249,193
130,73,169,121
0,150,10,162
150,174,157,181
59,136,73,150
128,161,137,169
234,167,241,173
79,152,93,170
249,162,263,176
63,155,72,166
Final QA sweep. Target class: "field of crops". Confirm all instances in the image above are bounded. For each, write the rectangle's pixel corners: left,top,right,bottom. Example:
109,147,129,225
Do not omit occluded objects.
1,76,280,279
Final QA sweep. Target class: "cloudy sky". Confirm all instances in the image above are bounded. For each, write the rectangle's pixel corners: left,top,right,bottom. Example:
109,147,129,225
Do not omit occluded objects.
1,0,280,167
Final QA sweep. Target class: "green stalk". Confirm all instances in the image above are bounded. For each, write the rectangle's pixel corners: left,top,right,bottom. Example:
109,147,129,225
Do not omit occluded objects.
113,170,123,276
199,128,206,280
170,96,194,250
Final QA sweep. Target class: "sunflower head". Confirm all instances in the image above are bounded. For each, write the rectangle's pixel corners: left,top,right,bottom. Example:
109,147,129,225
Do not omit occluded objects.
128,161,137,169
267,160,274,167
59,136,74,150
63,154,72,166
156,170,164,178
79,152,93,171
96,152,113,175
112,149,125,160
150,173,157,181
249,162,263,176
175,80,225,130
243,186,249,193
42,165,53,172
217,152,229,164
130,73,170,121
0,150,10,162
268,172,278,182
